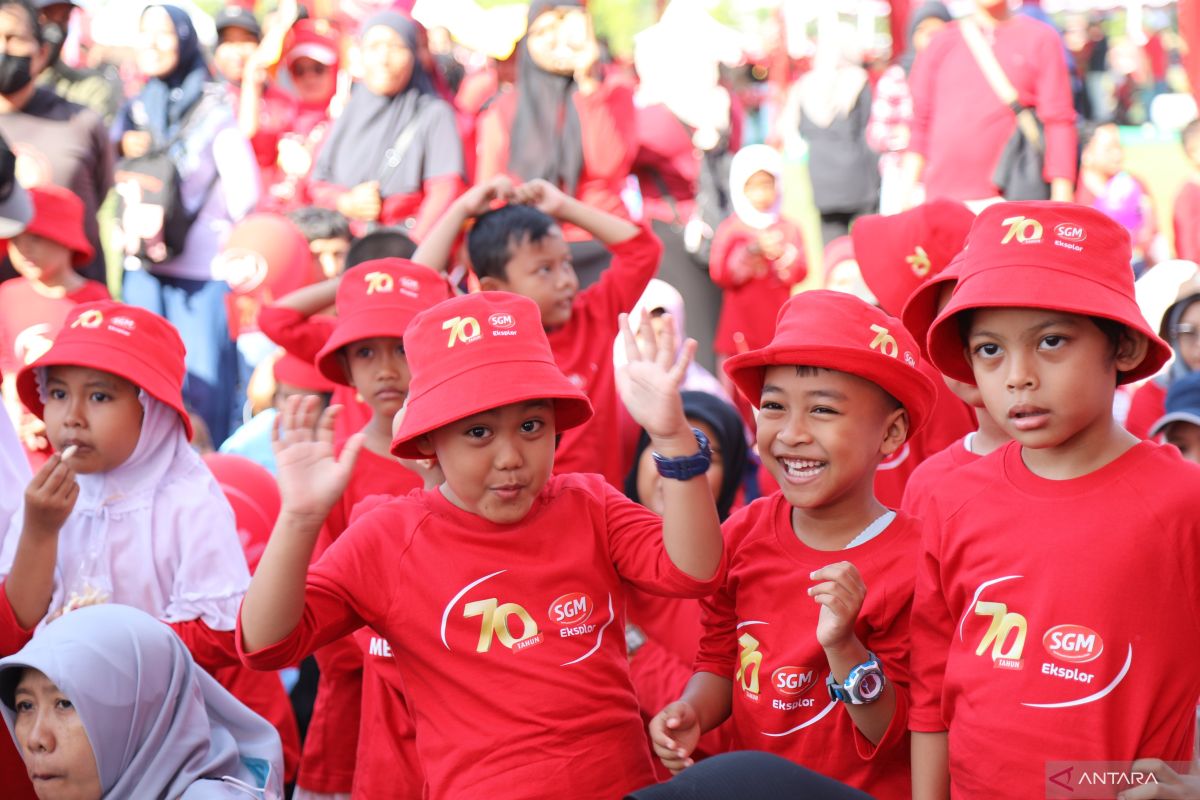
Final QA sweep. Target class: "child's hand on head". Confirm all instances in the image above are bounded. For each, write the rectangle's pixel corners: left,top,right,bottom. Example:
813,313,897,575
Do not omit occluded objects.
272,394,365,520
615,310,696,444
808,561,867,651
648,701,701,774
459,175,515,217
23,451,79,536
511,179,569,218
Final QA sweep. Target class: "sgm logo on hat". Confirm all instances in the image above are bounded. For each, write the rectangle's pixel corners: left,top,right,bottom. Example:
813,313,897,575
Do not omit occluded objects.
70,309,104,329
489,313,515,329
1054,223,1086,243
443,315,482,347
1001,216,1044,245
868,324,899,358
364,271,395,295
906,245,931,278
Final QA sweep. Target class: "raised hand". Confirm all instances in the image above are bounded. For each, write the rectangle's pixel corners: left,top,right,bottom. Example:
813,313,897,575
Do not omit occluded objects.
648,701,702,774
809,561,868,650
615,310,695,445
459,175,515,217
510,178,570,218
273,394,364,521
23,452,78,537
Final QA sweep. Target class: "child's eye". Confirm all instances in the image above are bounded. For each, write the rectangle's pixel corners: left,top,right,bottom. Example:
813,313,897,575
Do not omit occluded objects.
465,426,490,439
521,419,544,434
13,700,32,713
1039,335,1067,350
48,388,66,400
972,342,1002,358
89,392,110,403
353,346,373,359
759,400,784,411
812,406,838,415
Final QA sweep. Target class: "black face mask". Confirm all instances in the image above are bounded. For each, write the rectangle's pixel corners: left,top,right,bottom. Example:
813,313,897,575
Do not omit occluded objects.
0,53,33,95
43,22,65,66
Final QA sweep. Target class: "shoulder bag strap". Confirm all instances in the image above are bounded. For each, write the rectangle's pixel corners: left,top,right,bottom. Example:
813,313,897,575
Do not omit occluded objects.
960,20,1042,149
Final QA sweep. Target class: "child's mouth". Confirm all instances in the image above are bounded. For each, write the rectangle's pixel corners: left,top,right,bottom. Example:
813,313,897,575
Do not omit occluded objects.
778,458,826,482
1008,405,1050,431
491,484,525,501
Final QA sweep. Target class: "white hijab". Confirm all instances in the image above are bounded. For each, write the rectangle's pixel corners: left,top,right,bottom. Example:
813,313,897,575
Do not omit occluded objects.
0,411,30,538
729,144,784,231
0,391,249,630
0,604,282,799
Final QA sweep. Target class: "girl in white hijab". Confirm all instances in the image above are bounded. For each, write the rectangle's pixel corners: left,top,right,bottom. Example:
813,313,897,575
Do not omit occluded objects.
0,603,283,799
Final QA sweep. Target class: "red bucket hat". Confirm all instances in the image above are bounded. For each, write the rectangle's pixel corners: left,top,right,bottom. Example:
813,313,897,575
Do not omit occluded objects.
391,291,593,458
723,290,937,436
16,301,192,438
851,198,974,316
314,259,453,385
926,201,1173,385
274,352,336,393
901,250,967,361
23,185,94,267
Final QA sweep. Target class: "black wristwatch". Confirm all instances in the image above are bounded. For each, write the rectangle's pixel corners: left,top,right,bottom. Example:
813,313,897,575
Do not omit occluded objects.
652,428,712,481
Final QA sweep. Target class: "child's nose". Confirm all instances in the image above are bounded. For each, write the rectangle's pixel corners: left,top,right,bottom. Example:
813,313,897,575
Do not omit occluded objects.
1004,351,1038,391
493,437,523,470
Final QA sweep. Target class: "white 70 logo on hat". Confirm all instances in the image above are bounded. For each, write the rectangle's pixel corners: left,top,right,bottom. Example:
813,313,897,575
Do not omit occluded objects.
869,324,899,358
364,271,395,294
71,310,104,329
1001,216,1044,245
442,315,482,347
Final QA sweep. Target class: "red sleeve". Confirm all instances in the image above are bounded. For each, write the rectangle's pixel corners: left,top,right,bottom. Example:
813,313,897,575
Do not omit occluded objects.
256,305,336,364
575,223,664,322
600,481,725,598
1028,28,1078,184
306,179,347,213
409,174,465,244
0,583,35,656
577,80,638,182
692,560,738,679
170,619,241,670
906,27,951,159
908,500,953,733
709,218,756,289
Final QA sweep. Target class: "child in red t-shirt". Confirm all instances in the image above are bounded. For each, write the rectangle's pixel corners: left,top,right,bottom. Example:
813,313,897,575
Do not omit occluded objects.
911,201,1200,798
238,291,724,800
649,290,937,800
1171,119,1200,262
414,175,663,487
0,186,108,463
710,144,806,377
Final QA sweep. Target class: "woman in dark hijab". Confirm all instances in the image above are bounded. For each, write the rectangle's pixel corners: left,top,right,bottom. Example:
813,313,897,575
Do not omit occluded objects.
308,11,463,240
475,0,637,285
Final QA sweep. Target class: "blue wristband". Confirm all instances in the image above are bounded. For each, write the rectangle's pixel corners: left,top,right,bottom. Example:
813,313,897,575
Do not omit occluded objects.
652,428,712,480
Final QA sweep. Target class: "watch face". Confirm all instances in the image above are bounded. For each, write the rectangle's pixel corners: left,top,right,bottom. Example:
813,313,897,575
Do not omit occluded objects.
856,671,885,702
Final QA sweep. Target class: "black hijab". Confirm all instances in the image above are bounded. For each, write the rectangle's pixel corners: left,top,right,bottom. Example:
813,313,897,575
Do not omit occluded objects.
312,11,445,196
900,2,952,73
624,392,749,521
508,0,586,196
135,5,211,145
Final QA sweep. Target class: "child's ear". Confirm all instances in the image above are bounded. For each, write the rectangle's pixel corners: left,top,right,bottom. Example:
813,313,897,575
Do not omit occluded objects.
477,274,509,292
415,434,436,457
1113,329,1151,374
879,407,910,457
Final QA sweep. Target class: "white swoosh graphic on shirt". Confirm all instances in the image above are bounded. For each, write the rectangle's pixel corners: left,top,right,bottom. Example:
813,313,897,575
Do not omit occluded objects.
736,620,768,629
440,570,506,650
761,700,838,737
1021,644,1133,709
561,593,614,666
957,575,1024,642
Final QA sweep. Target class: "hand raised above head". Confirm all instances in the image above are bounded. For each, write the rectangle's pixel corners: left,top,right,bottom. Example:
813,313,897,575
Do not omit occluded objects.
272,394,364,521
615,310,696,448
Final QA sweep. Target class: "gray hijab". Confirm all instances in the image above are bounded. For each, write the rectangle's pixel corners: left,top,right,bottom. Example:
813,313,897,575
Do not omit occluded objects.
0,604,283,800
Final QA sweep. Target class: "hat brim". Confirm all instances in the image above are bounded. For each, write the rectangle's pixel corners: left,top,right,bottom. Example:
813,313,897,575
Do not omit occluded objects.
850,214,912,317
0,183,33,240
390,360,593,458
927,264,1173,386
724,346,936,438
288,43,338,66
17,338,193,439
900,271,957,361
314,307,424,386
1149,410,1200,438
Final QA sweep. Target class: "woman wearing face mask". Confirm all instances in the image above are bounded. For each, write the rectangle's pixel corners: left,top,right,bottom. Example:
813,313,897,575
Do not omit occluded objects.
307,11,463,241
476,0,637,286
0,603,284,800
112,5,259,448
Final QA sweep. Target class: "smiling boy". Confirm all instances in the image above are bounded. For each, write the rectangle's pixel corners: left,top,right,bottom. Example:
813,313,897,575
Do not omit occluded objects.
910,202,1200,798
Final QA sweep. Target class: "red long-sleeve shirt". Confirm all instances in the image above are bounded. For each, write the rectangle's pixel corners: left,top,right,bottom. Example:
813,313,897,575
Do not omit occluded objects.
909,16,1077,201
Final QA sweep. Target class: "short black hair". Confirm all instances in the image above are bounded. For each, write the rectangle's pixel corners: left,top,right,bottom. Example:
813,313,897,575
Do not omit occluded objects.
287,206,352,244
0,0,41,45
345,227,416,268
467,204,557,281
1183,118,1200,154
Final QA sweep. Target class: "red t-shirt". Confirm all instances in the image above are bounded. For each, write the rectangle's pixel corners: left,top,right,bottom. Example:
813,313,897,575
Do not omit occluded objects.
1124,380,1167,440
1173,180,1200,262
355,628,425,799
909,16,1077,201
693,493,916,800
873,364,975,508
709,216,806,356
0,278,109,374
300,447,424,793
238,473,723,800
909,441,1200,797
547,225,662,486
900,435,981,521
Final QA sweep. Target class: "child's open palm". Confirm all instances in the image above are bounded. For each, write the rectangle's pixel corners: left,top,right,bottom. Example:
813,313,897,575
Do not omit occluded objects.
273,395,364,520
615,311,695,441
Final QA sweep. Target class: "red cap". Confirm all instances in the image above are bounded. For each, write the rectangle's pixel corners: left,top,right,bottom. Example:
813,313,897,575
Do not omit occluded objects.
273,352,336,393
202,453,280,574
724,290,936,437
216,214,312,300
850,199,974,316
391,291,593,458
315,260,453,385
286,19,340,67
16,301,192,438
927,201,1172,385
24,185,93,267
901,250,967,360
